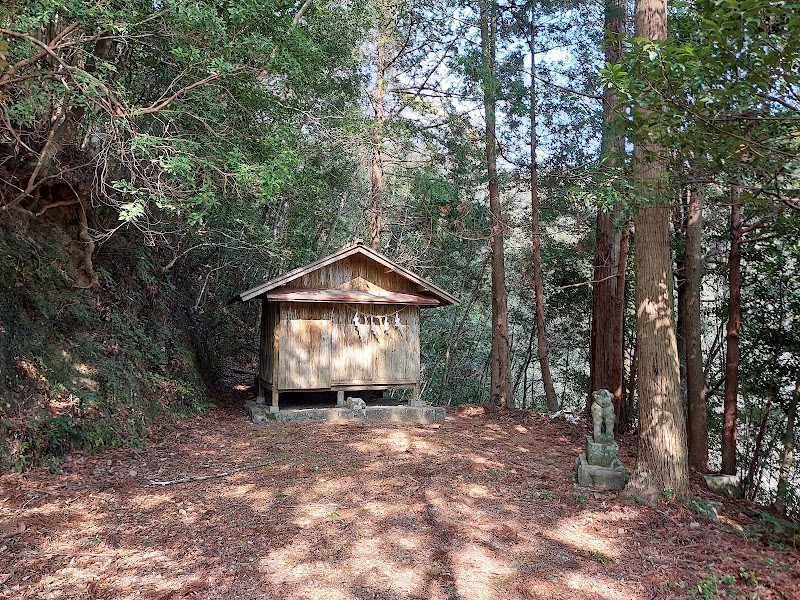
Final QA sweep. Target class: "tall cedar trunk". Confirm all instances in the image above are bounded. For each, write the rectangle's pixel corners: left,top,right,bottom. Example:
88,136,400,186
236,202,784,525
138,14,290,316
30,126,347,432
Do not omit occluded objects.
675,198,688,417
624,0,690,503
685,185,708,471
745,390,772,501
589,0,627,417
722,186,742,475
369,4,387,251
527,15,558,412
481,0,512,408
775,375,799,515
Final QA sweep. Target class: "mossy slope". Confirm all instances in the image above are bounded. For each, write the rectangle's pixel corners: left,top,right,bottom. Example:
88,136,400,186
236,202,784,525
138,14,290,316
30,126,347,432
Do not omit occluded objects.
0,216,211,472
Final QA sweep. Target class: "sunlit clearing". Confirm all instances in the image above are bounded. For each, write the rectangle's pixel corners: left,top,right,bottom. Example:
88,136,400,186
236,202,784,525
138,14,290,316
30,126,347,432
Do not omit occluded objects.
224,484,255,497
562,571,634,598
453,543,513,599
466,454,504,467
127,493,175,511
298,587,350,600
463,484,491,498
387,430,411,452
545,518,620,559
483,423,507,434
259,539,312,570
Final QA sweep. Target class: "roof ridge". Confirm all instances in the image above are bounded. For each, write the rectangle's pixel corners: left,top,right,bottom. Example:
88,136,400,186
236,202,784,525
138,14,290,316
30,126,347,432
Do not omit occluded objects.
234,245,458,306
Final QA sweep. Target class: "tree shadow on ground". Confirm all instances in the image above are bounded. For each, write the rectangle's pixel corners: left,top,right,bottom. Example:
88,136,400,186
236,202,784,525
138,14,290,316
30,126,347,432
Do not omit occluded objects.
1,388,798,599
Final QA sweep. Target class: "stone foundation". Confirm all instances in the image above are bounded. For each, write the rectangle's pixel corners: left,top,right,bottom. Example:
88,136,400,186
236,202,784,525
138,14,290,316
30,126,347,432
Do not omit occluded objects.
245,400,445,424
576,453,628,490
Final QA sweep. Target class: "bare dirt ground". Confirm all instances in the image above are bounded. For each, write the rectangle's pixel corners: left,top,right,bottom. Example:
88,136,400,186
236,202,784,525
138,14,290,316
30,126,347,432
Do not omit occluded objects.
2,387,798,600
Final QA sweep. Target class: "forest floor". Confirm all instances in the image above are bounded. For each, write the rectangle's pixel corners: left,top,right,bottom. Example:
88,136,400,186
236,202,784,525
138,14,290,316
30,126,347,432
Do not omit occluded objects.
2,384,799,600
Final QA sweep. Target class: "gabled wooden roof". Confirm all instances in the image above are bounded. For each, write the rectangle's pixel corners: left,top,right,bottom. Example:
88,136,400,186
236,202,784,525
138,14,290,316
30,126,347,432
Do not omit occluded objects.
235,242,459,306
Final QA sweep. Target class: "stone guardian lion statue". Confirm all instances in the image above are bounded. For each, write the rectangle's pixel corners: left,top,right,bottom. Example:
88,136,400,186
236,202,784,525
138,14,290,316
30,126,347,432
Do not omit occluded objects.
591,389,615,443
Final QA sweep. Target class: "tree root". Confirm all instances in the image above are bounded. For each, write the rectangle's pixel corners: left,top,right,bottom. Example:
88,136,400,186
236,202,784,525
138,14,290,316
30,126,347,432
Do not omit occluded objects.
77,193,98,290
147,461,272,486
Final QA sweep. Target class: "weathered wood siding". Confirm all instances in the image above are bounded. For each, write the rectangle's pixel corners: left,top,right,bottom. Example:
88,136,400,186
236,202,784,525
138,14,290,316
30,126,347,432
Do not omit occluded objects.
278,309,332,390
330,304,419,386
259,301,279,385
272,302,420,390
284,254,422,295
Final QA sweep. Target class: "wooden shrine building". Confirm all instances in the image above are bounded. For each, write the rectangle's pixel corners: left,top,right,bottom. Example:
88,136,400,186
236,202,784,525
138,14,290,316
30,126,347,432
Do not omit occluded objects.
234,242,458,412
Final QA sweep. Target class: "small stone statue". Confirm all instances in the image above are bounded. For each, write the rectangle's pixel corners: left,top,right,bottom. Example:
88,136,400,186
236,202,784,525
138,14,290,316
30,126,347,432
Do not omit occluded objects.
591,389,615,443
346,396,367,417
576,388,628,489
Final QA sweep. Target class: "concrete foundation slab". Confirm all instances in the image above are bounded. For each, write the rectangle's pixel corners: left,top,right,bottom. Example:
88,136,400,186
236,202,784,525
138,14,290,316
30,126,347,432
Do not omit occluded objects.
576,453,628,490
245,400,444,424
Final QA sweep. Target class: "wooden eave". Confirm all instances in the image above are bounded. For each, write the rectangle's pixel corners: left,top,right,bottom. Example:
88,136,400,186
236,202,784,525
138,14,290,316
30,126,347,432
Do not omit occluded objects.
236,243,459,306
263,288,440,305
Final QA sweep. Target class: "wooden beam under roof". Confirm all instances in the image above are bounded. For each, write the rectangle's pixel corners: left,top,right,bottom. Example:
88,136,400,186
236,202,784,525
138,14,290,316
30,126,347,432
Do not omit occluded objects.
263,288,440,306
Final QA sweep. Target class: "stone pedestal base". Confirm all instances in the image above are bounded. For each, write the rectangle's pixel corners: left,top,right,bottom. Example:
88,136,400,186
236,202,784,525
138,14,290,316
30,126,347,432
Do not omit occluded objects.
585,436,623,468
576,453,628,490
703,474,743,499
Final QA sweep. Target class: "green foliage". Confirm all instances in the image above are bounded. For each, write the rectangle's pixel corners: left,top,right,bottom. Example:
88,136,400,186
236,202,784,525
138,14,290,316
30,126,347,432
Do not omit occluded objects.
690,571,739,600
690,574,718,600
0,219,211,471
600,0,800,187
742,511,800,550
587,550,612,565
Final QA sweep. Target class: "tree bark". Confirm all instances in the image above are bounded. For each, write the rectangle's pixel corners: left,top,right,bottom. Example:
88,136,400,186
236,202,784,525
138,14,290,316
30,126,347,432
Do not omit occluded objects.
589,0,627,417
526,14,558,412
675,196,688,421
369,2,387,251
481,0,512,409
722,186,742,475
775,375,799,515
624,0,689,503
612,225,630,431
77,192,99,290
626,333,637,422
685,185,708,472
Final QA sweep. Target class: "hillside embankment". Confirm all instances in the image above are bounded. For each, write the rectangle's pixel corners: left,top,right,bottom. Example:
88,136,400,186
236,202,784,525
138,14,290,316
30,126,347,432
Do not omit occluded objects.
0,211,214,472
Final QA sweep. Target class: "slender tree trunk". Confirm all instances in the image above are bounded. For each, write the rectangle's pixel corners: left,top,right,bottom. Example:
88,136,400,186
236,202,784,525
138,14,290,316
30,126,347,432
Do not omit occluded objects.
589,0,627,416
612,225,630,431
722,186,742,475
626,335,638,422
526,15,558,412
624,0,689,503
685,185,708,472
514,325,535,397
745,390,772,501
675,196,688,416
775,375,799,515
481,0,512,409
369,4,387,251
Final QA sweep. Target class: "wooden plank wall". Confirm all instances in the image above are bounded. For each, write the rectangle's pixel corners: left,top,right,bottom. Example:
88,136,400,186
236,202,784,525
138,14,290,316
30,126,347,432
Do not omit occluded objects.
278,311,332,390
284,254,421,294
330,304,419,385
259,301,278,385
276,302,420,390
